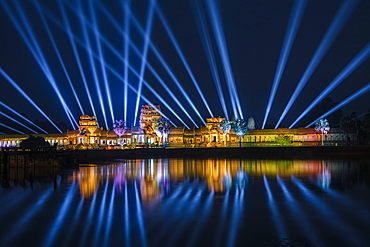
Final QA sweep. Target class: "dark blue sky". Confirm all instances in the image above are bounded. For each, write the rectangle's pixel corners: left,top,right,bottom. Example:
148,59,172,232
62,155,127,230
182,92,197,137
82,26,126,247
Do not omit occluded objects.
1,0,370,133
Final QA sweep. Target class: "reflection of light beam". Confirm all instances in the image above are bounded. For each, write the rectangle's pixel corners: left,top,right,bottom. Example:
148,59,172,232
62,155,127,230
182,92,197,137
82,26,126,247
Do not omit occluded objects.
290,42,370,128
263,175,286,238
306,82,370,127
134,181,147,247
156,4,214,120
163,187,204,246
214,190,230,247
42,183,77,247
1,188,53,247
185,190,214,246
291,176,362,246
77,1,108,130
58,0,98,123
262,0,308,129
89,1,114,124
0,111,38,134
276,0,361,128
226,186,245,247
205,0,243,120
133,0,156,126
124,182,130,246
108,1,201,127
34,1,85,116
192,0,228,120
277,175,321,243
92,179,109,247
79,187,98,247
61,198,84,246
103,183,116,246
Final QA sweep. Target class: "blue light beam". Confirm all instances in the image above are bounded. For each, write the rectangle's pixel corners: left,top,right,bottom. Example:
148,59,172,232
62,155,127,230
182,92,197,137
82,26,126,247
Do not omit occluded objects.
156,3,214,119
306,82,370,128
89,1,114,124
192,0,229,120
0,111,38,134
0,123,25,134
0,101,47,133
262,0,308,129
58,0,98,123
205,0,243,120
275,0,361,128
123,0,131,123
290,41,370,128
2,1,77,130
0,68,62,133
34,1,85,116
61,1,188,127
77,0,108,129
133,0,156,126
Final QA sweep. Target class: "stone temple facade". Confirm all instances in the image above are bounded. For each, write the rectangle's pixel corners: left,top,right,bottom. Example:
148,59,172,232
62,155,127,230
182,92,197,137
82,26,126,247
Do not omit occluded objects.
0,104,359,149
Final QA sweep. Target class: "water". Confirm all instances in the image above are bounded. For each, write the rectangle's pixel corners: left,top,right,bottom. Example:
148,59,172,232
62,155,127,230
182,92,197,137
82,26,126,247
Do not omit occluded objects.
1,158,370,247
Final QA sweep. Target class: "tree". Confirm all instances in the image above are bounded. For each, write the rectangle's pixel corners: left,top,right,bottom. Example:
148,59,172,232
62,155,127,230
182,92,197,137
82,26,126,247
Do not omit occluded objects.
219,120,231,146
247,117,256,130
20,135,50,149
315,118,330,145
153,118,171,147
298,96,342,127
340,116,352,145
231,119,248,147
113,120,127,138
362,109,370,144
113,120,127,145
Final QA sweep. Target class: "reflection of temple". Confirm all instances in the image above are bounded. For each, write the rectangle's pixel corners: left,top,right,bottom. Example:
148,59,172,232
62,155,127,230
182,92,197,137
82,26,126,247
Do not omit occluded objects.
0,104,358,148
68,158,351,199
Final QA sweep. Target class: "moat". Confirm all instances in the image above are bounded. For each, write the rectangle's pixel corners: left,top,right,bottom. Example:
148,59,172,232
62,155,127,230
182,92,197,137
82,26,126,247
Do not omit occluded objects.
1,157,370,247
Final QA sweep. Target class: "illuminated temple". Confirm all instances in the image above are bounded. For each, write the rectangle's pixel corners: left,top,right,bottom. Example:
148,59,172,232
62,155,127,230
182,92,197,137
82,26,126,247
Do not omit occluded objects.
0,104,358,148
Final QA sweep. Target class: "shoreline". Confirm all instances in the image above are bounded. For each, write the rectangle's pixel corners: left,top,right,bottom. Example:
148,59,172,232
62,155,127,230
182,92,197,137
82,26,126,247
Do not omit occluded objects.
57,145,370,163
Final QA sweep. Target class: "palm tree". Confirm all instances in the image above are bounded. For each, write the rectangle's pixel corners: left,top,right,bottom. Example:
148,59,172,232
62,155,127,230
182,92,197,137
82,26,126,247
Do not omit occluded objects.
153,118,171,147
231,119,248,147
315,118,330,145
219,120,231,146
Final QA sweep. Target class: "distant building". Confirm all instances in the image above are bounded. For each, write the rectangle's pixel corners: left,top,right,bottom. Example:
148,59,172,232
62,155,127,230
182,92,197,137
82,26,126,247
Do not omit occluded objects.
0,104,358,149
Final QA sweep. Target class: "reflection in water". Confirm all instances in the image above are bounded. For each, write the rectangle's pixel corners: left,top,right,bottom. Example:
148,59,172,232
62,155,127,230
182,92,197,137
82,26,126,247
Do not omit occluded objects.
68,159,346,199
1,158,370,247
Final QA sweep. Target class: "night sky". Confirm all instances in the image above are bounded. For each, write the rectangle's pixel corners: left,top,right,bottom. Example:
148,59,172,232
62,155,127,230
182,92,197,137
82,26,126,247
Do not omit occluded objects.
1,0,370,133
